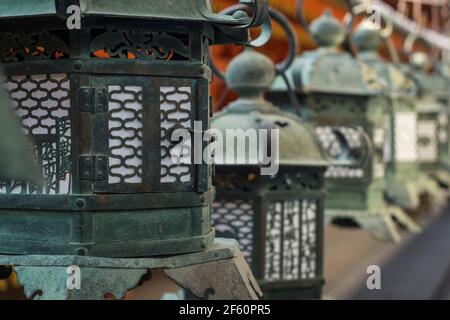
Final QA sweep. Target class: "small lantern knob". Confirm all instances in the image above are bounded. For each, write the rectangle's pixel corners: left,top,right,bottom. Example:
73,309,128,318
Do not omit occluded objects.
310,9,345,47
410,52,431,71
352,22,382,52
226,49,276,99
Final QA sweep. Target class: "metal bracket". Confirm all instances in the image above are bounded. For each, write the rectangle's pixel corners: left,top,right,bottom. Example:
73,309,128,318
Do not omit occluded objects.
79,155,107,181
79,88,107,113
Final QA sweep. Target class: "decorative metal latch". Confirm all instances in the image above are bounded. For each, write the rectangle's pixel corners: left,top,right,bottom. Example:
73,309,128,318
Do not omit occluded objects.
79,87,107,113
79,155,108,181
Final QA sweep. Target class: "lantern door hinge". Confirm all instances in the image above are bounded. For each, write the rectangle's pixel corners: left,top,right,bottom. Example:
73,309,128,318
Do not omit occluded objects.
79,155,108,181
79,88,107,113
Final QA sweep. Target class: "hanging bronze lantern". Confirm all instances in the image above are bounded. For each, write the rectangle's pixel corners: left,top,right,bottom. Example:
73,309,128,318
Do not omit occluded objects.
211,7,329,300
407,51,450,197
351,21,431,227
268,6,418,242
0,0,270,300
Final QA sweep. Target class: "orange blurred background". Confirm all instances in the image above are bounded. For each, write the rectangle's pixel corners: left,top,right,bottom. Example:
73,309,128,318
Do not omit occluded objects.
210,0,433,111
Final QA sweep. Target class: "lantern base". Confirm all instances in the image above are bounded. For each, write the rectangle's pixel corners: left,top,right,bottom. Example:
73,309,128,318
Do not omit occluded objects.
0,238,262,300
325,206,422,243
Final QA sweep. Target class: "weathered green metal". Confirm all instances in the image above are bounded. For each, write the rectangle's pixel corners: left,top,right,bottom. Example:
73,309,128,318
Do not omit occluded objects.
269,10,416,242
0,238,262,300
352,22,437,219
0,0,265,258
406,53,450,194
211,30,328,300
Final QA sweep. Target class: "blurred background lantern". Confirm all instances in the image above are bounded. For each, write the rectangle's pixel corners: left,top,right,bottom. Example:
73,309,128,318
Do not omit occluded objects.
211,7,329,299
268,5,412,242
405,48,450,199
351,20,426,227
0,0,269,300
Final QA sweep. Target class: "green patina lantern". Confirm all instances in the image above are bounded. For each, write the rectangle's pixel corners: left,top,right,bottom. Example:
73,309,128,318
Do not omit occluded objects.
211,8,328,300
269,9,415,242
406,52,450,195
0,0,270,300
351,22,435,225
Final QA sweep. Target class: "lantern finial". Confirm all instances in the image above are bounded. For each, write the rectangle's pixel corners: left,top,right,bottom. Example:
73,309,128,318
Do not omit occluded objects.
310,9,345,47
352,21,382,52
226,49,275,100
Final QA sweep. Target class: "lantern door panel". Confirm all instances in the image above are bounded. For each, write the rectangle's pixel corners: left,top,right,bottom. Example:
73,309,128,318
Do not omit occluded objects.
91,76,196,194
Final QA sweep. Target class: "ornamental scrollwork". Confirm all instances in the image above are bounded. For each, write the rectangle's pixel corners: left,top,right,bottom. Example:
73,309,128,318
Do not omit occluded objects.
91,28,190,60
0,31,70,62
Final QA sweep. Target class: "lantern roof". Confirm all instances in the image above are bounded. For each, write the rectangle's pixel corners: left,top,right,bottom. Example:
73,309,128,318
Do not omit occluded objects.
351,23,416,98
361,54,416,98
270,49,385,96
271,11,384,96
0,0,254,43
212,49,328,168
413,70,450,101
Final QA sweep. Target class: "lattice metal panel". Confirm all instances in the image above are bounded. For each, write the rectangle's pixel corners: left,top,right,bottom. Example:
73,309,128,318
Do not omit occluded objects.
282,200,301,281
315,127,365,179
395,112,418,162
417,119,438,163
108,86,144,184
265,201,283,281
1,73,71,194
265,199,319,282
301,200,317,279
160,86,192,184
212,200,254,264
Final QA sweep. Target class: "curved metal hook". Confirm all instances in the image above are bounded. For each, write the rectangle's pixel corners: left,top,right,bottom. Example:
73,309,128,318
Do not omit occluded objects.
240,0,269,28
220,3,272,48
210,7,297,79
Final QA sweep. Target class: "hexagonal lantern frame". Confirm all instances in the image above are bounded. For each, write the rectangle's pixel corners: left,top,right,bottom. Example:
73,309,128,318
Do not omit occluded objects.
0,0,270,300
351,23,432,226
210,9,329,298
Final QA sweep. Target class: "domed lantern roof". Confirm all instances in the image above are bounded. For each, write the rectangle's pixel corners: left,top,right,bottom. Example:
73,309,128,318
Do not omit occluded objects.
212,49,328,168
